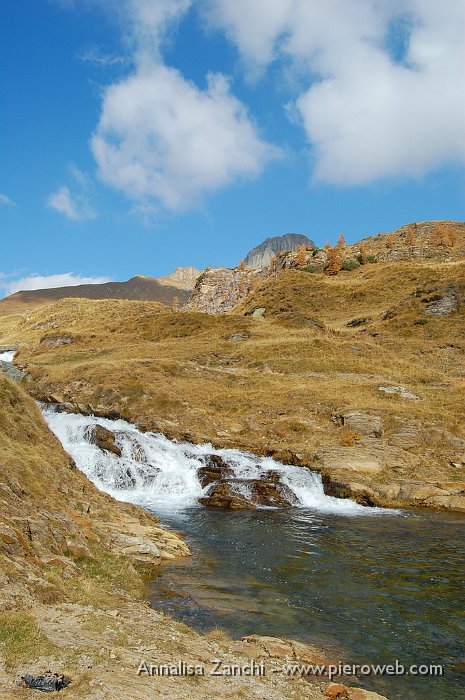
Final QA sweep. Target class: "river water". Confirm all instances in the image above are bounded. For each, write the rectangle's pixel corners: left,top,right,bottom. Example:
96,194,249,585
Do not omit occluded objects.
41,406,465,700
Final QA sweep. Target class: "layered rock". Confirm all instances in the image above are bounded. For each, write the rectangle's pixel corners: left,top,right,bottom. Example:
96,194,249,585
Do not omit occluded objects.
186,268,263,314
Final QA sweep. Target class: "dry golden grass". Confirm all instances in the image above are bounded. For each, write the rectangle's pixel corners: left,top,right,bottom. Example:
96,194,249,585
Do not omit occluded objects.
0,257,463,488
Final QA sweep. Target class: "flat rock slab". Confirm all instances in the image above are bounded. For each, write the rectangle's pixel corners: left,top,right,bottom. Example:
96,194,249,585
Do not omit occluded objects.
378,385,421,400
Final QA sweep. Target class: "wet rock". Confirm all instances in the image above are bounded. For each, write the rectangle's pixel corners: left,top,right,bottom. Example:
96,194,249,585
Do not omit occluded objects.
197,454,234,488
250,479,297,507
199,477,297,509
88,424,122,457
378,385,421,401
198,482,253,509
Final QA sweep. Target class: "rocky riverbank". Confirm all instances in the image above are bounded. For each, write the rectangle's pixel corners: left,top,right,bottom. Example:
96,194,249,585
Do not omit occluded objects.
0,373,389,699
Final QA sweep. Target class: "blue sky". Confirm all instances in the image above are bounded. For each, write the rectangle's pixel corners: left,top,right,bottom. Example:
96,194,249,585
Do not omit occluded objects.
1,0,464,296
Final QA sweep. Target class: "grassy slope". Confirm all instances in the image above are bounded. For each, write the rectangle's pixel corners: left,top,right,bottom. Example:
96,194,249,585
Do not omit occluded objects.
0,259,463,506
0,375,331,700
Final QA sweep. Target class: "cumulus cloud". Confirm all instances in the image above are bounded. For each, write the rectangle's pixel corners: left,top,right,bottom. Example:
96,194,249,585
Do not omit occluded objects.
0,193,16,206
207,0,465,184
92,65,278,210
3,273,111,296
89,0,278,210
47,185,96,220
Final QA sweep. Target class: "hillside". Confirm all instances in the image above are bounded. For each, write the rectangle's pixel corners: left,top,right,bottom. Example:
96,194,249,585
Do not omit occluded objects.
0,373,339,700
1,251,463,512
0,272,197,318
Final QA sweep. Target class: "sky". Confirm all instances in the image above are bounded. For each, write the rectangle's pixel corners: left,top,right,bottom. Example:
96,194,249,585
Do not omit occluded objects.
1,0,464,297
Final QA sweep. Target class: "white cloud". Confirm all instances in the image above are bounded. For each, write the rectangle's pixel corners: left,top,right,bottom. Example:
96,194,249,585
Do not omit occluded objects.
88,0,278,210
207,0,465,184
47,185,96,220
3,273,111,296
0,193,16,206
92,64,278,209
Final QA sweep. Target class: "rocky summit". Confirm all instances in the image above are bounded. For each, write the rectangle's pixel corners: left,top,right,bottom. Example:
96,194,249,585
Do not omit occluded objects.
243,232,315,269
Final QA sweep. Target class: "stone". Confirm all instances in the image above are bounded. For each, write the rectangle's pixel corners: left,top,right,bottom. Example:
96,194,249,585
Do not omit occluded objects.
250,479,297,507
424,290,458,316
186,267,261,314
197,454,234,488
251,307,266,320
336,411,383,438
88,424,122,457
314,448,384,474
347,688,388,700
40,335,74,347
325,683,349,698
346,317,372,327
242,635,294,658
378,385,421,401
110,533,161,565
225,331,251,341
198,482,253,510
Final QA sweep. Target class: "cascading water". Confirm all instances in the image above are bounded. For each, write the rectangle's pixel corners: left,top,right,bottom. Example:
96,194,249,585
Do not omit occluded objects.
42,405,396,516
0,351,16,362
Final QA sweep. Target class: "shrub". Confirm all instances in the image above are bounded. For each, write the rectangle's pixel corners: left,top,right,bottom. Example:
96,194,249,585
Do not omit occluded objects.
301,265,319,273
341,260,360,272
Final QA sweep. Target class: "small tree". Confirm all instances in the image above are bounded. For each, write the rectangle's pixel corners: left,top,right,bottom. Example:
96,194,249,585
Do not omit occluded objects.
337,233,346,247
432,223,457,247
237,259,246,270
295,244,307,266
358,244,368,264
324,241,331,250
405,224,416,247
385,233,396,249
325,246,342,275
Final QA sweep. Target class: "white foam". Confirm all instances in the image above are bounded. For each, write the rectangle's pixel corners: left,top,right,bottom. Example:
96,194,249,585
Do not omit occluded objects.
41,406,399,517
0,351,15,363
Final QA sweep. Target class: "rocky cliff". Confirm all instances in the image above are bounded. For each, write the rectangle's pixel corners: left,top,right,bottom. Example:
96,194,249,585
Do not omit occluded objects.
243,233,315,269
186,267,263,314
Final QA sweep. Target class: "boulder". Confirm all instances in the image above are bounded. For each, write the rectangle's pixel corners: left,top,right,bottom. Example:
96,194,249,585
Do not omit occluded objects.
250,479,297,507
314,448,384,475
197,454,234,488
334,411,383,438
88,424,122,457
424,290,458,316
110,533,161,566
198,481,253,510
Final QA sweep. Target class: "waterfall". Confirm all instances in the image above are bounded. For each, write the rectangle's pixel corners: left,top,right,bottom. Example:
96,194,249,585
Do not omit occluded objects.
0,351,16,362
42,405,397,516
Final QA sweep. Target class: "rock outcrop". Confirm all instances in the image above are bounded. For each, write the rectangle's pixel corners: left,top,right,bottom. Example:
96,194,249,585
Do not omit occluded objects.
186,268,263,314
243,233,315,269
155,266,201,291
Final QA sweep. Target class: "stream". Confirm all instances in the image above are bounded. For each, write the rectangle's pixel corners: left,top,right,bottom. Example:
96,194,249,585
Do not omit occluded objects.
40,405,465,700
